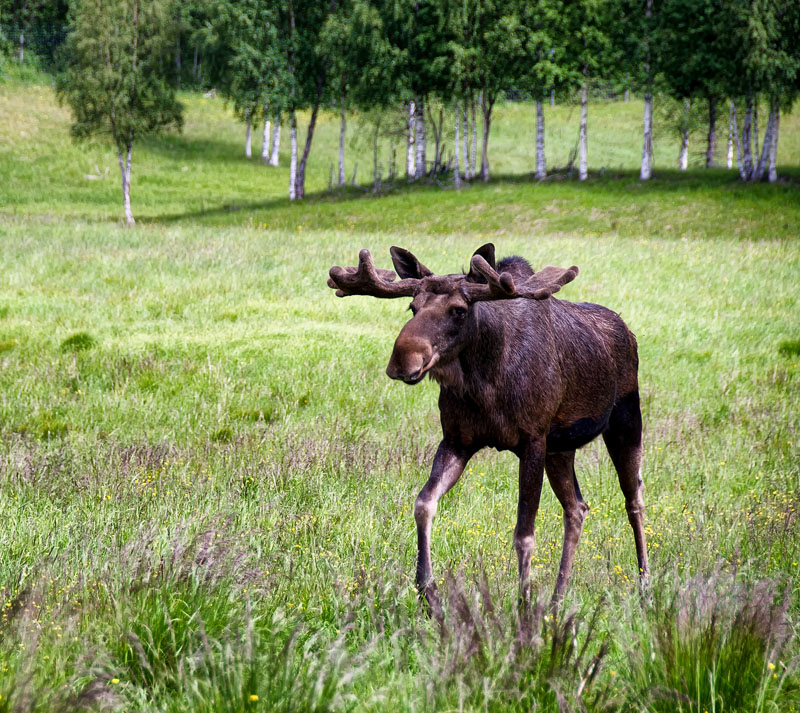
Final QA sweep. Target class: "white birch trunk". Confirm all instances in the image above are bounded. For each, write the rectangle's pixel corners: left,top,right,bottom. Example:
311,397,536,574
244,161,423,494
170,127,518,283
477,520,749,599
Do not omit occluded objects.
470,99,477,179
406,101,415,178
640,92,653,180
678,99,689,171
414,98,426,179
754,101,777,182
550,89,555,107
479,92,491,182
624,88,629,103
117,141,134,226
19,30,24,62
579,83,588,181
678,130,689,170
727,101,735,170
262,116,271,162
270,121,280,166
732,102,747,180
245,112,252,158
753,102,759,166
462,106,469,179
742,95,753,179
454,105,462,189
535,99,546,179
339,104,346,186
289,112,297,201
768,103,779,183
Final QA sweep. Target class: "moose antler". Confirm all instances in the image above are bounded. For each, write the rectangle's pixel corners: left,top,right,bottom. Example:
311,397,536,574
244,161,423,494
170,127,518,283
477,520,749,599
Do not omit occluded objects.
328,249,422,298
464,255,579,302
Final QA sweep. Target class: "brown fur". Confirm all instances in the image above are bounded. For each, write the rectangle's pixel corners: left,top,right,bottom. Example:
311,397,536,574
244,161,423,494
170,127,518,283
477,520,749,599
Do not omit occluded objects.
329,244,649,610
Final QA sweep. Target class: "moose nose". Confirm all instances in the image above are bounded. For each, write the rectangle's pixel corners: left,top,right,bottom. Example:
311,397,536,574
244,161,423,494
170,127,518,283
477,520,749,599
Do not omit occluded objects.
386,335,432,384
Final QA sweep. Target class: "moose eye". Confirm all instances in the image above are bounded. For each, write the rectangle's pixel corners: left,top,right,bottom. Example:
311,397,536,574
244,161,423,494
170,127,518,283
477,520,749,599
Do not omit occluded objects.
450,306,467,319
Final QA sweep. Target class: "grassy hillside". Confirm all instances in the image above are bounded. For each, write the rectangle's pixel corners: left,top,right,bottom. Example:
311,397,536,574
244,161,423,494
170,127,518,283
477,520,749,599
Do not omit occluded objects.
0,73,798,712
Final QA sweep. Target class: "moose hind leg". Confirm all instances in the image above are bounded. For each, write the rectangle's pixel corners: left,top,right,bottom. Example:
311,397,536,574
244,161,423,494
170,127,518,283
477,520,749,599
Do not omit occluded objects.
415,441,471,608
603,391,649,581
545,450,589,603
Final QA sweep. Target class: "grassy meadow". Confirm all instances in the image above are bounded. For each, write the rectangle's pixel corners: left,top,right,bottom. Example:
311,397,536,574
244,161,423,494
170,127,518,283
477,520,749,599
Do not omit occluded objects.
0,67,799,711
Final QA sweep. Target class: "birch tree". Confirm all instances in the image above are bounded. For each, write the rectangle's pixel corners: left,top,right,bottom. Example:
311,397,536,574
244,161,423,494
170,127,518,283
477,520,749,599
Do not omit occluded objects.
564,0,614,181
56,0,181,225
518,0,567,180
320,0,396,188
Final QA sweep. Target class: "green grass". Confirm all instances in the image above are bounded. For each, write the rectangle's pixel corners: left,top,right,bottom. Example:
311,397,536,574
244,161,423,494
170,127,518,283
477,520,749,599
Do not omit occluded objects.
0,69,798,711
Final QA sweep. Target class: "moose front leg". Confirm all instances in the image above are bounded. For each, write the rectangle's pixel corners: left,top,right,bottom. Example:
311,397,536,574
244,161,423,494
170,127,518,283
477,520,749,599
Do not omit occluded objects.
514,437,546,600
415,440,471,608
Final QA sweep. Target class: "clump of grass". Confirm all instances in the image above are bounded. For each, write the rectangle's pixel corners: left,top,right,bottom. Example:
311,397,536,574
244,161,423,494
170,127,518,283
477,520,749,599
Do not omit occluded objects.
414,574,611,712
211,426,234,443
60,331,96,353
778,339,800,357
0,338,17,353
623,571,796,713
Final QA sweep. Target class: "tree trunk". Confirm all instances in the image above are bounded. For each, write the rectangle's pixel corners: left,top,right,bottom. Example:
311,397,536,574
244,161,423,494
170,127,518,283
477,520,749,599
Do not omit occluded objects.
372,115,381,189
262,113,271,163
480,92,493,182
270,120,280,166
640,92,653,180
295,85,323,200
624,88,629,103
245,112,252,158
579,82,588,181
753,101,759,166
742,94,753,179
339,101,346,187
768,100,779,183
193,46,199,82
19,30,24,63
706,97,716,168
462,106,469,179
535,99,546,179
551,88,555,107
289,112,297,201
406,101,415,178
727,101,734,170
678,129,688,170
640,0,653,181
470,98,477,179
678,99,689,170
754,100,777,182
732,101,747,180
414,97,426,178
454,104,462,189
117,138,134,226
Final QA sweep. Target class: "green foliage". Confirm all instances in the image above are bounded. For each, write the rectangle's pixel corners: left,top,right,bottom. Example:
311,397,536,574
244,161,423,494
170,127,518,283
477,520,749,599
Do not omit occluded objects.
55,0,182,147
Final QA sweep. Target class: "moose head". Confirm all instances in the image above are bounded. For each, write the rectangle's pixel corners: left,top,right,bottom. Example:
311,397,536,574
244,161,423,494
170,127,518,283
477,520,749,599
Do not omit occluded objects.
328,244,578,385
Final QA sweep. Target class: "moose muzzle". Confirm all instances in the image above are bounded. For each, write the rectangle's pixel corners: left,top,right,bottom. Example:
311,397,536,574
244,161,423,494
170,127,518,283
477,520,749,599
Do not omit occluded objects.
386,333,439,385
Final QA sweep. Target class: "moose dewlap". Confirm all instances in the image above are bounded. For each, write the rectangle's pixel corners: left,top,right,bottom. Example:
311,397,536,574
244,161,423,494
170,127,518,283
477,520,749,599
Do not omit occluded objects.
328,244,649,609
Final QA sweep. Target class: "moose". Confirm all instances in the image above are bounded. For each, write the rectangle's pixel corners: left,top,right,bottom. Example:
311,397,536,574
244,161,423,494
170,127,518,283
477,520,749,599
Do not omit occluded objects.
328,244,649,606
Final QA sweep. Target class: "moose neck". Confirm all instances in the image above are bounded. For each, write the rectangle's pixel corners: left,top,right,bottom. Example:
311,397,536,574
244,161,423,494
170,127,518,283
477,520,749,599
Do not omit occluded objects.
431,299,550,399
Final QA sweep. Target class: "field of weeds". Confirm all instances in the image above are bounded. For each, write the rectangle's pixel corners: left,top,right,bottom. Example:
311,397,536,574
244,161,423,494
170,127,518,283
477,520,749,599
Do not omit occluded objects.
0,71,799,712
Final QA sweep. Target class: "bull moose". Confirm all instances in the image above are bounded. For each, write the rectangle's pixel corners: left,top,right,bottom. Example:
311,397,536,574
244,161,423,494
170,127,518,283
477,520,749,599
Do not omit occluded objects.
327,244,649,606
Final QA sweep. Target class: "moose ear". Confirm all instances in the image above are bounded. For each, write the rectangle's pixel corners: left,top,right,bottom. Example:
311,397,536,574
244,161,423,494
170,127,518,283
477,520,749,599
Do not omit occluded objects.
390,247,433,279
466,243,496,283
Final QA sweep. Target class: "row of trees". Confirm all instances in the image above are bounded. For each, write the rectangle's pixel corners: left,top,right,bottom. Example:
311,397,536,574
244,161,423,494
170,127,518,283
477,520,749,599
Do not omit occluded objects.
27,0,800,223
